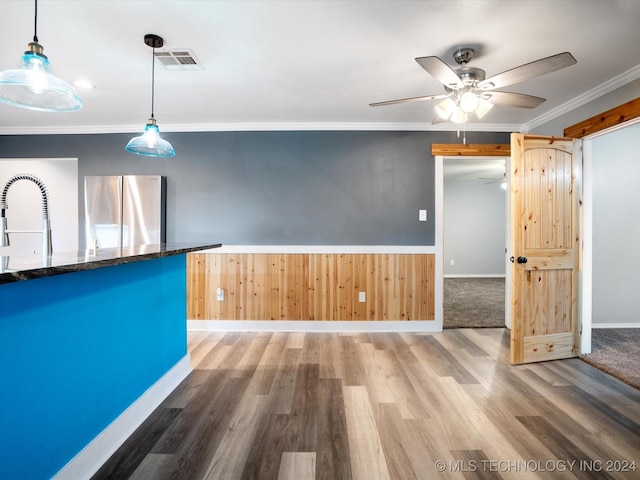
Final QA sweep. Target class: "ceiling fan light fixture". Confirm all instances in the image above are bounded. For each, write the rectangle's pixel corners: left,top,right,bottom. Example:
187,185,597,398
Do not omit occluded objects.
475,97,494,119
371,48,576,127
126,34,175,158
435,98,456,119
0,1,82,112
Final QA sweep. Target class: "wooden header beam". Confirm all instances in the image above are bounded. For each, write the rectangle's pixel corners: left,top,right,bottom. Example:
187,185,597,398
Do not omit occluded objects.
431,143,511,156
564,97,640,138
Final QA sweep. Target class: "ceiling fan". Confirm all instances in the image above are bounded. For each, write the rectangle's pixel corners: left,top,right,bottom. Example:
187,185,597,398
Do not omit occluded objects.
370,48,577,123
480,173,507,189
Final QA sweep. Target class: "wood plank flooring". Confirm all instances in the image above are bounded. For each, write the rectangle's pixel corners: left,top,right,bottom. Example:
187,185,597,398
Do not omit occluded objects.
93,329,640,479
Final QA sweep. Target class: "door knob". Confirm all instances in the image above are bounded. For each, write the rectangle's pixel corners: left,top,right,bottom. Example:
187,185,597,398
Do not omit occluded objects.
517,256,528,264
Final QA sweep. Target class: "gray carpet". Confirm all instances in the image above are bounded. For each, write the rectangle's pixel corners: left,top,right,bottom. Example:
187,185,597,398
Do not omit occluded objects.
444,277,505,328
580,328,640,390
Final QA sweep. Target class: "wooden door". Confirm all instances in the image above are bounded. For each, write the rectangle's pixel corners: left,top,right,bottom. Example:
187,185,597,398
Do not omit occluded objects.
510,134,582,364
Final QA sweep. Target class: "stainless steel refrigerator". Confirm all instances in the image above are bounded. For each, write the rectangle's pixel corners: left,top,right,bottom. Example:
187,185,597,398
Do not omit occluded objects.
84,175,166,249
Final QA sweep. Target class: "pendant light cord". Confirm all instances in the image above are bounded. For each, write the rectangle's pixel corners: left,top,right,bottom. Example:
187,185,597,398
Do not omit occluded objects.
33,0,38,43
150,45,155,119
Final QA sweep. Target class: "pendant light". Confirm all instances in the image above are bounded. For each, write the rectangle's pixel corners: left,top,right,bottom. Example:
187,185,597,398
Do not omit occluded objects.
126,34,175,157
0,0,82,112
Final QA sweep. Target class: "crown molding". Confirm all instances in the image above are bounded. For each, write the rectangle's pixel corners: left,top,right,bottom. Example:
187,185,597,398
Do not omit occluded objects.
2,67,639,136
162,122,517,133
0,121,517,136
523,64,640,132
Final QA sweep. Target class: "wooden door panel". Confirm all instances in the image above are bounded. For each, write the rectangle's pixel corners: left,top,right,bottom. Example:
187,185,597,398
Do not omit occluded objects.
523,332,575,362
522,147,573,250
510,134,581,364
524,250,574,270
523,269,572,335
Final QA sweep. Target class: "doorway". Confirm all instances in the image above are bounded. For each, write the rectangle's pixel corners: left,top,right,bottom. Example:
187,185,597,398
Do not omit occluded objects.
579,120,640,355
442,157,507,328
434,153,511,330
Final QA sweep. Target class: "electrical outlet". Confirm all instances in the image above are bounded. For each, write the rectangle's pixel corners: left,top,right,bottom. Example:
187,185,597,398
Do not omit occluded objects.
419,210,427,222
358,291,366,303
216,287,224,301
450,259,455,266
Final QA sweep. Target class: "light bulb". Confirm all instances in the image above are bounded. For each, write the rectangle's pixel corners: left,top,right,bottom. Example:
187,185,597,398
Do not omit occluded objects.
142,124,160,144
459,91,479,113
23,54,49,93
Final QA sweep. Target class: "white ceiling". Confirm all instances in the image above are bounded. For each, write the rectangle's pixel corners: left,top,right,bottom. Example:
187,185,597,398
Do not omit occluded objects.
1,0,640,135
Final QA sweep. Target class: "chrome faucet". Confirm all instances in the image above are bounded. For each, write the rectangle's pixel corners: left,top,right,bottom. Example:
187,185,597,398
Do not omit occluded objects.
0,173,52,255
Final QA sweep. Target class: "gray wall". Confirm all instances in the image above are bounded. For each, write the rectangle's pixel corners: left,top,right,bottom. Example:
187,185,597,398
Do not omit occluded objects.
531,80,640,327
444,177,506,276
591,124,640,325
0,130,510,248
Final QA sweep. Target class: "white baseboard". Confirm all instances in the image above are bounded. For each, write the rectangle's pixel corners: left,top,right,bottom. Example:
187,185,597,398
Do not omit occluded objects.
52,355,192,480
591,323,640,329
444,274,506,278
188,320,442,333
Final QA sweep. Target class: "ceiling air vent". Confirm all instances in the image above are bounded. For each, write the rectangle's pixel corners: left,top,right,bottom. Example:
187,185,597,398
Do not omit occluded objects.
154,49,202,70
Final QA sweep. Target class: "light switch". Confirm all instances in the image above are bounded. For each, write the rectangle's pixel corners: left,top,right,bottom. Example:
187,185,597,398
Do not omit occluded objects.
419,209,427,222
216,287,224,301
358,292,366,303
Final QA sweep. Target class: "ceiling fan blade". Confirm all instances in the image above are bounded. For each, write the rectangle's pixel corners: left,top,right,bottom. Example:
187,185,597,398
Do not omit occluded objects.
478,52,577,90
484,91,546,108
415,56,464,88
369,94,448,107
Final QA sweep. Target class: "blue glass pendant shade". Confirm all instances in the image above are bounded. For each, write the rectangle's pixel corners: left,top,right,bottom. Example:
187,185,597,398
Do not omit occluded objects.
0,43,82,112
125,118,176,157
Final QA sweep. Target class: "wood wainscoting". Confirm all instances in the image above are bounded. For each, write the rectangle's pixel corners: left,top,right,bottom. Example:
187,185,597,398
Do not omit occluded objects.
187,253,435,321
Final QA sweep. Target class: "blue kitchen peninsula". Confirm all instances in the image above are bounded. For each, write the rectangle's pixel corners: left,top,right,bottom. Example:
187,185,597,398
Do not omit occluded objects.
0,243,220,480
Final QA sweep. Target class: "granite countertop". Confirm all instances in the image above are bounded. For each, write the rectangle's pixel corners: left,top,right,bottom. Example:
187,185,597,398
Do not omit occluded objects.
0,242,221,284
